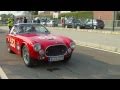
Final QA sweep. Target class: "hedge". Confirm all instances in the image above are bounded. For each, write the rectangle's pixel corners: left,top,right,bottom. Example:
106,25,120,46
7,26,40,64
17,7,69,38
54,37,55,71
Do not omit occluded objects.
32,11,93,20
58,11,93,19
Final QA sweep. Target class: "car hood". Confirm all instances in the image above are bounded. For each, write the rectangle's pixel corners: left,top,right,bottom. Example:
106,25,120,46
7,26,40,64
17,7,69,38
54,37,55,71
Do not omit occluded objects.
18,33,69,49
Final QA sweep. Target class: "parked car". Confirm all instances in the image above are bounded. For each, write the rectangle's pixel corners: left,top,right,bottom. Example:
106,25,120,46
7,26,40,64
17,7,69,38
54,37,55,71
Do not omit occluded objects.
40,19,47,26
46,19,58,27
6,23,75,67
83,19,105,29
64,18,85,29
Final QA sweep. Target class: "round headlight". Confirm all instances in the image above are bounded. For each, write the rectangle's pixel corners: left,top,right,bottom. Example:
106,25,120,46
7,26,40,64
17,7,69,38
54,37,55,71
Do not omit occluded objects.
34,43,41,52
70,42,76,49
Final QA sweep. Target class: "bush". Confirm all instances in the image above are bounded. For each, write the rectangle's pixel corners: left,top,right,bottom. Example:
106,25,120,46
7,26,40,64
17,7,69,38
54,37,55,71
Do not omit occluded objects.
59,11,93,20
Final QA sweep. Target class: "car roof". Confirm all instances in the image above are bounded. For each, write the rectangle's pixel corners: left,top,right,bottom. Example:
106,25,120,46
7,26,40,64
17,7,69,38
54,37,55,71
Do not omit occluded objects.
14,23,41,26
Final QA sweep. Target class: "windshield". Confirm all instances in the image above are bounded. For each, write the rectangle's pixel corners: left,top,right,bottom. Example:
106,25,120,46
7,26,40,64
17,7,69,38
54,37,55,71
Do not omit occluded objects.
18,24,50,34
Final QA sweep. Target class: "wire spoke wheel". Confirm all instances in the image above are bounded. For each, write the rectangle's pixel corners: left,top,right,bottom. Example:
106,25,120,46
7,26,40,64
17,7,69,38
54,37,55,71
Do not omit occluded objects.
22,46,30,65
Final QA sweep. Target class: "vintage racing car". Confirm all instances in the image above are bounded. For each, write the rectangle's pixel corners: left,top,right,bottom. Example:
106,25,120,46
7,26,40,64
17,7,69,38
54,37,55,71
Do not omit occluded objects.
6,23,75,67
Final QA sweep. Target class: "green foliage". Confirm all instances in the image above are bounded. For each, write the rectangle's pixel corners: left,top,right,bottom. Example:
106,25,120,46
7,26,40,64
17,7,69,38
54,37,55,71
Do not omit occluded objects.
0,13,14,21
59,11,93,19
31,11,38,15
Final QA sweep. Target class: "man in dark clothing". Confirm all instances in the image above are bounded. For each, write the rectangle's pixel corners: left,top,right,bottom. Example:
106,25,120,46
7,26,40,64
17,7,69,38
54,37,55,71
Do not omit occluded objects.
37,19,40,23
23,17,27,23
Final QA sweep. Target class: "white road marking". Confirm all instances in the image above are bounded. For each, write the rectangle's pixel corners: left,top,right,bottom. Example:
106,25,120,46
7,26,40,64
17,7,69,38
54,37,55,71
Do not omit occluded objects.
0,66,8,79
74,40,120,55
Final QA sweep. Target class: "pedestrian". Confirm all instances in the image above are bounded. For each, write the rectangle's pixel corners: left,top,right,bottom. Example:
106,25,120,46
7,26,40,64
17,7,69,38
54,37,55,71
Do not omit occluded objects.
23,17,27,23
7,18,14,33
16,18,21,24
61,17,65,27
37,19,40,23
18,17,23,23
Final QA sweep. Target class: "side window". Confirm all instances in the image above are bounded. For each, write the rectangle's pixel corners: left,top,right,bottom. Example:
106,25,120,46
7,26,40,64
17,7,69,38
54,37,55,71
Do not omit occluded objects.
10,26,17,34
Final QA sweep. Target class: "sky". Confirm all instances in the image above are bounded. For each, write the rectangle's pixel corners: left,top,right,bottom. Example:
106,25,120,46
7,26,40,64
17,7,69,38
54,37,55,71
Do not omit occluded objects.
0,11,26,16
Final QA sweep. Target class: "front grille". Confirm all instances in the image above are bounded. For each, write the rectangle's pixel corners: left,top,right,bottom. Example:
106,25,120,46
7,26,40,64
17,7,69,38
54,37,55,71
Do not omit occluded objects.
46,45,67,56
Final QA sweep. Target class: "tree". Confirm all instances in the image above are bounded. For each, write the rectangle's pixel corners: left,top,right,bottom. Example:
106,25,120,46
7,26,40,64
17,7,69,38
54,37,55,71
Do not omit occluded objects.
30,11,38,15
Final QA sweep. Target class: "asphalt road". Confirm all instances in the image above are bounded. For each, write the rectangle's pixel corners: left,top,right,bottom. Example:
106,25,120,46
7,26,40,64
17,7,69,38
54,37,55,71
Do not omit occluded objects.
1,30,120,79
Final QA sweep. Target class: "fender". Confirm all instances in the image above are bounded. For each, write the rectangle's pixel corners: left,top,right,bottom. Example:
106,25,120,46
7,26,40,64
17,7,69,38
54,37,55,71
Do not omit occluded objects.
20,42,31,56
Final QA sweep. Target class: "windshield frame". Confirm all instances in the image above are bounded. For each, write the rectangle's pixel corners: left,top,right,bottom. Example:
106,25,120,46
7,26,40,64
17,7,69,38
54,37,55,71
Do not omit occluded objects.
17,24,50,34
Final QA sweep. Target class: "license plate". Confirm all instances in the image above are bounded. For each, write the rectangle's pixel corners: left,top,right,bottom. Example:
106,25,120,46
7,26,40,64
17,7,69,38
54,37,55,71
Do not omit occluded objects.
49,56,64,62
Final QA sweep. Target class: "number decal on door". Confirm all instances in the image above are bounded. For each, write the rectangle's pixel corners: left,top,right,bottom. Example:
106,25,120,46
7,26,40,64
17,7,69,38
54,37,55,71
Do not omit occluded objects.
10,38,15,48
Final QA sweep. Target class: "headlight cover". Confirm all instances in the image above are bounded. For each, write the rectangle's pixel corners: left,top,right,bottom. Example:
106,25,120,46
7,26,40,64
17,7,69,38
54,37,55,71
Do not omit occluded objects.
34,43,41,52
70,41,76,49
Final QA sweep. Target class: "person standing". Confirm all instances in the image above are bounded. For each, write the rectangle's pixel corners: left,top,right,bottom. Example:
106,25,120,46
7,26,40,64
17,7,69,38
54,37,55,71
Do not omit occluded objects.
16,18,21,24
7,18,14,33
23,17,27,23
61,17,65,27
37,19,40,23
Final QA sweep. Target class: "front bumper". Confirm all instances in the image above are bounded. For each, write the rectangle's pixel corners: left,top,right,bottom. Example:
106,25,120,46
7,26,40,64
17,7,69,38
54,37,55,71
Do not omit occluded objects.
31,51,72,62
39,52,72,62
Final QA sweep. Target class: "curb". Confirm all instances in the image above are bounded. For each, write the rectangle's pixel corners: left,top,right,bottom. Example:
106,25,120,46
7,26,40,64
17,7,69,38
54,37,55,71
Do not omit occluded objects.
48,27,120,35
74,40,120,54
1,26,120,35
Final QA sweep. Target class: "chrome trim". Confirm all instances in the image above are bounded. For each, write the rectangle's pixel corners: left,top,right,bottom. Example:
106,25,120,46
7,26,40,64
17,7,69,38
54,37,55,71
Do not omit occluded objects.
47,55,64,58
45,44,68,57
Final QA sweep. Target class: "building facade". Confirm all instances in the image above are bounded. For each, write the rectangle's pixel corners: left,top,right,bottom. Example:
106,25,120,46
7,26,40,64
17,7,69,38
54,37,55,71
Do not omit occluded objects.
93,11,120,27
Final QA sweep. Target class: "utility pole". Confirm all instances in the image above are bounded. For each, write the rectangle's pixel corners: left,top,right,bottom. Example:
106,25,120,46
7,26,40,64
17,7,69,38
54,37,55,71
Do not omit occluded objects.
28,11,32,23
113,11,116,31
92,11,94,30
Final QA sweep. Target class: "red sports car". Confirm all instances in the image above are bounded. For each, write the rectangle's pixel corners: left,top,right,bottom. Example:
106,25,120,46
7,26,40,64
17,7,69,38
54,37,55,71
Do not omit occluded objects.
6,23,75,67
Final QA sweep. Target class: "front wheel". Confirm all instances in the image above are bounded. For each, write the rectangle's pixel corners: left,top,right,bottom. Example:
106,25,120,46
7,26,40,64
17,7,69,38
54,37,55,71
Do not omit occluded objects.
100,27,104,29
22,45,37,67
62,55,71,63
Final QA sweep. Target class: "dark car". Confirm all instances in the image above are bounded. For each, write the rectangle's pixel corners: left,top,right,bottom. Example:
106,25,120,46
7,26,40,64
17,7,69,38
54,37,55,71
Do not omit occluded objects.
83,19,105,29
65,18,84,29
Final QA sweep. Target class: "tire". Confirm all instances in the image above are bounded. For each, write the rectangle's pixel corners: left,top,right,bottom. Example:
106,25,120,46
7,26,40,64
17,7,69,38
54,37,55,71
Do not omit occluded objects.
22,45,37,67
100,27,104,29
62,55,71,63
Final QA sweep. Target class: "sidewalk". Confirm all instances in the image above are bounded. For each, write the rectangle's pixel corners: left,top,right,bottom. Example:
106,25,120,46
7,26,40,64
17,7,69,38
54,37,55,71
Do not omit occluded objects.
0,26,9,31
48,27,120,54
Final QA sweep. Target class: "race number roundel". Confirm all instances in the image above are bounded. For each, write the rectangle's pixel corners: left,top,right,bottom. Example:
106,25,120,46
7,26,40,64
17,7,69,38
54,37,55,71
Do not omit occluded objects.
10,38,15,48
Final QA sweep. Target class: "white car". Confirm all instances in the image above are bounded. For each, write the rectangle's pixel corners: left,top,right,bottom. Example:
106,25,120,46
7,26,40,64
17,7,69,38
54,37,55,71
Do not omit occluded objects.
46,20,55,27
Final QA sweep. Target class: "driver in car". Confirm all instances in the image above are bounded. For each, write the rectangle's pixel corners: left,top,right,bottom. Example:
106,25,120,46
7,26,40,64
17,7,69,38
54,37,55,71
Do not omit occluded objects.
29,26,36,32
